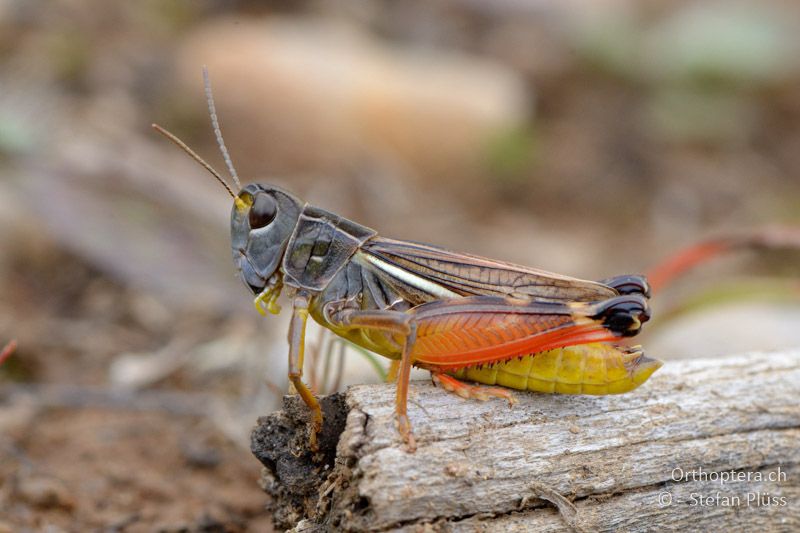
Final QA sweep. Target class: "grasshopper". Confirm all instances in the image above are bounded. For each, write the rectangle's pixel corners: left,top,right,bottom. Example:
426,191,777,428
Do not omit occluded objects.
154,69,660,451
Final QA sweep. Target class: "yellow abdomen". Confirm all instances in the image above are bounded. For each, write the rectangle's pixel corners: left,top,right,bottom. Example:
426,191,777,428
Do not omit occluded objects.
450,343,662,395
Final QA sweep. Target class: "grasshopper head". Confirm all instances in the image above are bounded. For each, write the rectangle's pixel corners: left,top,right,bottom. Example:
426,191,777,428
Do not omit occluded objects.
151,74,304,298
231,183,303,294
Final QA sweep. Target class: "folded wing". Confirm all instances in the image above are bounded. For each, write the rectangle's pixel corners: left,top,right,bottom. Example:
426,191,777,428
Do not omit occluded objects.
362,237,617,303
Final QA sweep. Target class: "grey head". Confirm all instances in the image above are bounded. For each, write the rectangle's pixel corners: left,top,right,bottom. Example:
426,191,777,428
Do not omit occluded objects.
152,68,305,295
232,183,303,294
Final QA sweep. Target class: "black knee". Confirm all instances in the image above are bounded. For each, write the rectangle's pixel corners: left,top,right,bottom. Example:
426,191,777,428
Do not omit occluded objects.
601,274,651,299
591,294,650,337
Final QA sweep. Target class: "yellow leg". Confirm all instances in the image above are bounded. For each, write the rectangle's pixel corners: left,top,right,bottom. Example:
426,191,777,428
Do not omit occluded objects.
386,360,401,383
288,293,322,451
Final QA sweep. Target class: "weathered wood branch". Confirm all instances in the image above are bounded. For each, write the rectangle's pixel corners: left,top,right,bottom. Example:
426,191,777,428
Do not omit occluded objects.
251,351,800,531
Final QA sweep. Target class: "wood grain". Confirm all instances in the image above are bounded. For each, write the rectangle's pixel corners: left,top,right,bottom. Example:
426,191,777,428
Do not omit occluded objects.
251,351,800,531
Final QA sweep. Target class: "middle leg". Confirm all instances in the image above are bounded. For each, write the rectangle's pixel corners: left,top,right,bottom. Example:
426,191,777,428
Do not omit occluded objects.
329,307,419,451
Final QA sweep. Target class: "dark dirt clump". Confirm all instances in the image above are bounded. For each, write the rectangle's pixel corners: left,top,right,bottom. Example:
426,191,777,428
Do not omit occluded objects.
251,393,347,530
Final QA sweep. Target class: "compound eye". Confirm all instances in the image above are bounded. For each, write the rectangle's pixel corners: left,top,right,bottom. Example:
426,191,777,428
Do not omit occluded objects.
249,193,278,229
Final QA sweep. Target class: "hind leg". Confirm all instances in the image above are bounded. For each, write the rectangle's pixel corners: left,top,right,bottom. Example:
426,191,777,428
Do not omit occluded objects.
432,373,517,406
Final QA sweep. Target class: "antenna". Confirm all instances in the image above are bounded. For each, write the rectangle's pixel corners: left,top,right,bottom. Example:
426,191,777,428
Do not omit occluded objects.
151,123,236,199
203,66,242,191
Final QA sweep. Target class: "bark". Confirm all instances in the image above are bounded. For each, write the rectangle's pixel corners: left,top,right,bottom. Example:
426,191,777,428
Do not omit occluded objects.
251,351,800,532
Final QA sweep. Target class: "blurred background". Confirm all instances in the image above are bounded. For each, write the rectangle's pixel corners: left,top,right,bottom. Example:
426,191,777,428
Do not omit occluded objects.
1,1,799,530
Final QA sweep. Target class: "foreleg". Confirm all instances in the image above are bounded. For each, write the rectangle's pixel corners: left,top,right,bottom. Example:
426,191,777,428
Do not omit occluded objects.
287,293,323,451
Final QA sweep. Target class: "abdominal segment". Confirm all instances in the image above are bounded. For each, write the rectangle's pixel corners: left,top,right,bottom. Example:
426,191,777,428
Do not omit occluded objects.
448,342,662,395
